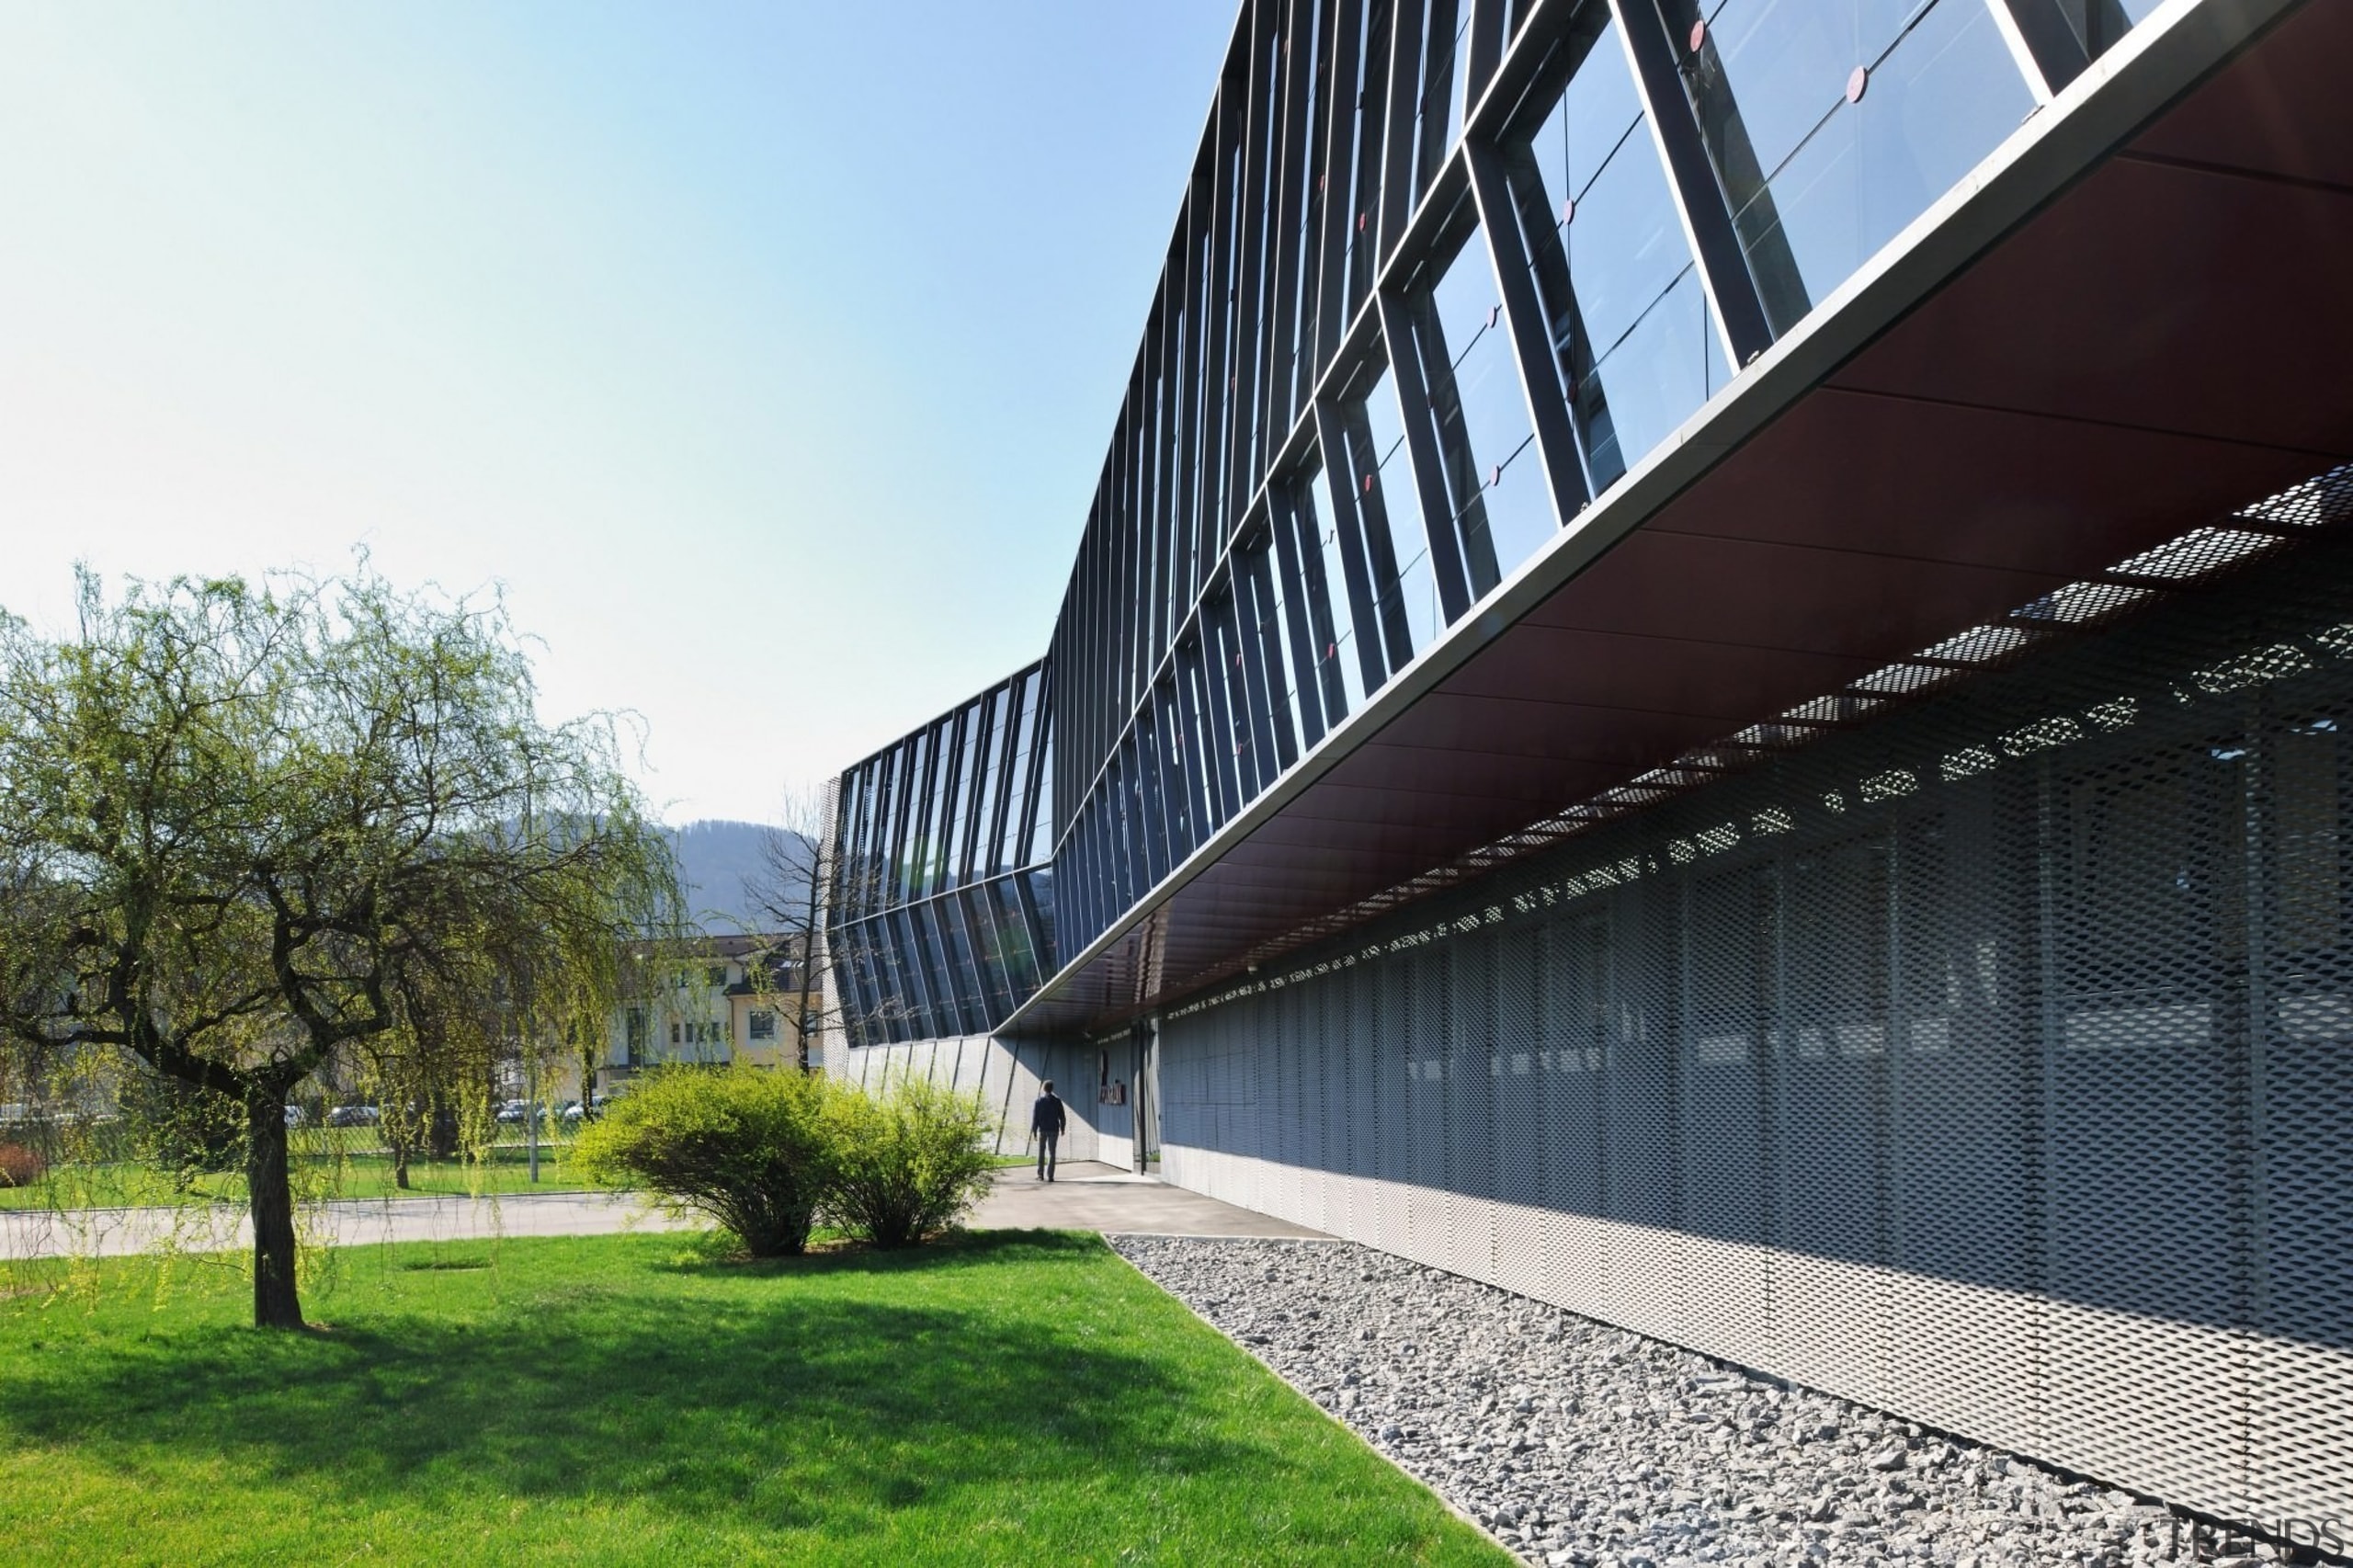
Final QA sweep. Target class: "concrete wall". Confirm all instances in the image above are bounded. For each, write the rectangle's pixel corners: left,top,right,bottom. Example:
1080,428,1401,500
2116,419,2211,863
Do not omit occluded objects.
831,1034,1107,1165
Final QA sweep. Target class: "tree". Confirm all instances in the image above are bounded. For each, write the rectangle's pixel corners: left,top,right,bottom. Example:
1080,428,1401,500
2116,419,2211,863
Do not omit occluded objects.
0,566,677,1328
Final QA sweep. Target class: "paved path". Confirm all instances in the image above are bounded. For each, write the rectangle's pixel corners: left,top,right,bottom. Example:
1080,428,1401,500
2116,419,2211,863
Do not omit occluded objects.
0,1163,1323,1262
0,1189,694,1262
972,1163,1327,1238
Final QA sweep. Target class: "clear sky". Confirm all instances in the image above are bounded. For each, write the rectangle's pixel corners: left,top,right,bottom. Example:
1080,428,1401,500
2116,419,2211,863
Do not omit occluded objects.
0,1,1233,826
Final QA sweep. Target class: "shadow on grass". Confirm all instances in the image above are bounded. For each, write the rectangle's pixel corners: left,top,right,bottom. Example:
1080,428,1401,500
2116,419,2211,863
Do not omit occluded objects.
0,1232,1245,1539
654,1226,1104,1278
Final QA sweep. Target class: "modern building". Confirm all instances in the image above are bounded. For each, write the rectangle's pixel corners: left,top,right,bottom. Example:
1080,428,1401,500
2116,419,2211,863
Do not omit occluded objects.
825,0,2352,1529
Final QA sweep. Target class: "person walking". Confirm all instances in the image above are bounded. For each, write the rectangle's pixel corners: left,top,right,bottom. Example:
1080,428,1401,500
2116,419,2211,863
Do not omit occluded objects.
1031,1080,1068,1182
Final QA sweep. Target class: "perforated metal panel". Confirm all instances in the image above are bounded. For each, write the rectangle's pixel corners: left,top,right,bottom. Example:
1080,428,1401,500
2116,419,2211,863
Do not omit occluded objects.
1152,529,2353,1522
1492,926,1548,1302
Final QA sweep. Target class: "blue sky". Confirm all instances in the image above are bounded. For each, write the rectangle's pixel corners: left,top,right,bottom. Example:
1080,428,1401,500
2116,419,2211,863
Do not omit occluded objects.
0,2,1233,825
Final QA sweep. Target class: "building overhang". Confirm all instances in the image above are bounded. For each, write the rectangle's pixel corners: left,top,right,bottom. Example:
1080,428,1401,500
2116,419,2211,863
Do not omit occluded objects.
1010,0,2353,1039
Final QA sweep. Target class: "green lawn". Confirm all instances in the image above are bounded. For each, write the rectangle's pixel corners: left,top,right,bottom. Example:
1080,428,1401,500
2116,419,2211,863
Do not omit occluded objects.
0,1147,601,1210
0,1231,1506,1567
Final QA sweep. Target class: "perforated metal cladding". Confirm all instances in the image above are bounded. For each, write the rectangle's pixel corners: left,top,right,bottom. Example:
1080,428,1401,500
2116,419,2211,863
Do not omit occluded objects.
1153,535,2353,1522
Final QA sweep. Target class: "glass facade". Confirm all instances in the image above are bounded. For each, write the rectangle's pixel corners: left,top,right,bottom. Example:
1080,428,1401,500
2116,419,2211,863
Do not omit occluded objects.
1040,0,2051,969
828,660,1056,1048
1661,0,2035,332
836,0,2134,1039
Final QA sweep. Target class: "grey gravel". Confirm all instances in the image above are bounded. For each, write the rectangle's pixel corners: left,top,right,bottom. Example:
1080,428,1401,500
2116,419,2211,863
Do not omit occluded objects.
1113,1235,2231,1567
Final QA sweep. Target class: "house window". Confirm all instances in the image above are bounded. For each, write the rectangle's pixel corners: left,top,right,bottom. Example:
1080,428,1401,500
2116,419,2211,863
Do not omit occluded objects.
626,1007,647,1066
670,1021,682,1045
749,1010,778,1041
707,966,728,987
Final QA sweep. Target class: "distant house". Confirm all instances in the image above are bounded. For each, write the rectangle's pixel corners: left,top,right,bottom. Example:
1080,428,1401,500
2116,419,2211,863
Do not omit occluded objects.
594,934,820,1092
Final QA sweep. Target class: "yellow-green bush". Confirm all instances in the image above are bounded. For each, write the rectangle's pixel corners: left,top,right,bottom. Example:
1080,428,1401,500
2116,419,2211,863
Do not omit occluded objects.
822,1073,995,1249
573,1064,835,1256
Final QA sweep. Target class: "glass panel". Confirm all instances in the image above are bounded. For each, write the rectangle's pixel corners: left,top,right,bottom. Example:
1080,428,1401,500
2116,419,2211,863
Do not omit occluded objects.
942,710,975,889
1303,466,1369,720
1412,0,1472,201
1356,366,1441,658
962,889,1012,1019
934,892,978,1033
1028,712,1053,863
1030,869,1057,974
1343,0,1392,312
892,733,925,902
1218,587,1269,800
1006,675,1041,874
2052,0,2164,62
975,692,1008,875
1686,0,2035,333
1519,17,1726,491
1417,227,1552,589
925,719,955,895
1250,542,1304,770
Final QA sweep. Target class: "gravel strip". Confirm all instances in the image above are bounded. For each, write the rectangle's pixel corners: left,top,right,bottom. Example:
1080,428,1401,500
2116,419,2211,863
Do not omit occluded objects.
1114,1235,2222,1568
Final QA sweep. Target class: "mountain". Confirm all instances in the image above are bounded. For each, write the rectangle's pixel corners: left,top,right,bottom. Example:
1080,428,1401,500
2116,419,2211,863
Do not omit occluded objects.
665,820,813,935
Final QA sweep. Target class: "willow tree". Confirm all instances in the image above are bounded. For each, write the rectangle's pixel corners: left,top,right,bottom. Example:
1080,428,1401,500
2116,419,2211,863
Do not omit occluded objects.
0,566,677,1328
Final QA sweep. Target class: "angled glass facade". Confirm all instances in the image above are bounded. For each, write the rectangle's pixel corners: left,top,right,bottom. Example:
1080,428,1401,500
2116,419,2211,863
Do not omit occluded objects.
836,0,2220,1033
1042,0,2110,963
827,660,1055,1047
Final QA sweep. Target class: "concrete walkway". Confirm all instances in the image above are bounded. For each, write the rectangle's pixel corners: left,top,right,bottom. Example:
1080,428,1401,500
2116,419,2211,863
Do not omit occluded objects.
0,1189,694,1262
972,1163,1327,1238
0,1164,1322,1262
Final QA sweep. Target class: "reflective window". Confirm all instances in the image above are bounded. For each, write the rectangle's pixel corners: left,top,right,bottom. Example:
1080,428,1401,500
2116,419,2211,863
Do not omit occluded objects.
1518,16,1726,490
1351,364,1442,660
992,880,1038,996
1413,226,1552,591
2050,0,2165,62
823,659,1056,1048
1303,465,1369,720
1677,0,2034,333
1247,539,1306,770
1340,0,1392,313
1410,0,1474,204
1028,712,1054,861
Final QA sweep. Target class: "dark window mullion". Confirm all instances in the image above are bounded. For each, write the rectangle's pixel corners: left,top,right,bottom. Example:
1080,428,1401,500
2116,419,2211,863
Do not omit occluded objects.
1312,398,1394,693
1377,286,1477,622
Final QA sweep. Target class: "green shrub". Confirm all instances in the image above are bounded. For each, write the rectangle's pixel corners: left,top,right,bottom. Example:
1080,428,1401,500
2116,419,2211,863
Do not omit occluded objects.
822,1073,996,1249
572,1065,835,1256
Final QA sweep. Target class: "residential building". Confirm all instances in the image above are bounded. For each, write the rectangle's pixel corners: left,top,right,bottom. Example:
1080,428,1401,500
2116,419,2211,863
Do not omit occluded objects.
595,934,819,1092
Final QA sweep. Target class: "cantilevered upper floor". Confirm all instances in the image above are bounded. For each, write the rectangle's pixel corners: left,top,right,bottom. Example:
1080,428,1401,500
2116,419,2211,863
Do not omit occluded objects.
831,0,2353,1041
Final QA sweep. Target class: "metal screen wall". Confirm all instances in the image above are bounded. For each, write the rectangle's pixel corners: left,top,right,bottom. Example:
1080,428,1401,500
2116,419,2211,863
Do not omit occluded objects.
1158,536,2353,1526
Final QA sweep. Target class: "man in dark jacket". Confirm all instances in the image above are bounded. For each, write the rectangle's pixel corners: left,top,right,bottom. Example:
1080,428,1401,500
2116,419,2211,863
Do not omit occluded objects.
1031,1080,1068,1182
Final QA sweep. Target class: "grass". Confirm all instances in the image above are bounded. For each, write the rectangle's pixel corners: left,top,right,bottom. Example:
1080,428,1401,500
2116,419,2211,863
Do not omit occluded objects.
0,1231,1505,1567
0,1146,602,1210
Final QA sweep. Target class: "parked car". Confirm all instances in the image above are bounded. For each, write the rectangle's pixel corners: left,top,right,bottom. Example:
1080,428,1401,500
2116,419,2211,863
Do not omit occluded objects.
494,1099,547,1126
562,1095,612,1124
326,1104,380,1128
283,1105,306,1129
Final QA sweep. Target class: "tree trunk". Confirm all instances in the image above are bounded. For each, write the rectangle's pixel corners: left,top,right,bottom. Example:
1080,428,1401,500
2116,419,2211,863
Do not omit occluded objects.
245,1094,305,1329
427,1098,460,1160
